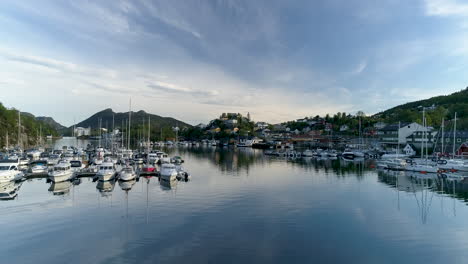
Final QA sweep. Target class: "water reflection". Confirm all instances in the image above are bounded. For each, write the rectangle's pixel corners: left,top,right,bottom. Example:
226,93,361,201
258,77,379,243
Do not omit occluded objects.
96,180,116,196
48,181,72,195
0,181,22,200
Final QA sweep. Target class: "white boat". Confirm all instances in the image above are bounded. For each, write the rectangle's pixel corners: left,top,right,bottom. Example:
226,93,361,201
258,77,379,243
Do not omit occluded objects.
147,153,159,164
160,163,178,182
438,159,468,172
69,160,85,173
159,154,171,164
48,160,74,182
119,166,136,181
302,149,314,157
96,160,116,181
386,159,407,170
47,154,61,166
0,160,24,183
30,163,48,174
405,162,439,173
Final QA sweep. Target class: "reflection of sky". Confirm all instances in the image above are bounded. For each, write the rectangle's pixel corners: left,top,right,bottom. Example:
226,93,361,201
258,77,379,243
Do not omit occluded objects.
2,147,468,263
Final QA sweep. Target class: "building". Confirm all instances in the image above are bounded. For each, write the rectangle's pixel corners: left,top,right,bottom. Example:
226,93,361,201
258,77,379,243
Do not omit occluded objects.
403,144,416,156
340,125,349,132
74,127,91,137
373,122,387,130
405,130,438,149
255,122,269,130
378,122,430,145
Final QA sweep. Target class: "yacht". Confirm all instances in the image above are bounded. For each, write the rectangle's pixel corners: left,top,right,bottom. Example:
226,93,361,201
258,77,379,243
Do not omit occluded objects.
170,156,184,163
70,160,85,172
47,154,61,166
119,166,136,181
405,160,439,174
438,159,468,172
96,160,116,181
48,160,74,182
159,153,171,164
386,159,407,170
160,163,178,182
0,160,24,183
147,153,159,164
30,161,48,175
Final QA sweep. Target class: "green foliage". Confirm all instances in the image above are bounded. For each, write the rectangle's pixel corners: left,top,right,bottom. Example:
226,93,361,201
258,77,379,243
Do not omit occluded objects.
0,102,59,148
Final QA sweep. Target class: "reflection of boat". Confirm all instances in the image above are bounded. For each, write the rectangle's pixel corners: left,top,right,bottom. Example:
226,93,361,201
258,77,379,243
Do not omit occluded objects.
119,179,136,191
160,178,177,189
48,181,72,195
0,181,22,200
96,180,115,196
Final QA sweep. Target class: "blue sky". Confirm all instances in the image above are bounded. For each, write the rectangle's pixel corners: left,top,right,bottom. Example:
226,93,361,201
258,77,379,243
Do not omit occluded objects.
0,0,467,126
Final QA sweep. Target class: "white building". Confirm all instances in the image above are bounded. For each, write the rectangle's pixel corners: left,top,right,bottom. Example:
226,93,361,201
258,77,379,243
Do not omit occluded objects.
378,122,430,145
74,127,91,137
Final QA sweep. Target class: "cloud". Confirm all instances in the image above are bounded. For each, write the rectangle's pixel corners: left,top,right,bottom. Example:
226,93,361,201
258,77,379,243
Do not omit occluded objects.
350,61,367,75
425,0,468,16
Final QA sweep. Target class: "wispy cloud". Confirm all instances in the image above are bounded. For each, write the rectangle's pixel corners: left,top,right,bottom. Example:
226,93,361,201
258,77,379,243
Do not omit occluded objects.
425,0,468,16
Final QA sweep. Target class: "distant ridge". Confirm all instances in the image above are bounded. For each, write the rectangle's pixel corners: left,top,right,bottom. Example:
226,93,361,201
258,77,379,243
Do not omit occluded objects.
72,108,192,130
36,116,66,130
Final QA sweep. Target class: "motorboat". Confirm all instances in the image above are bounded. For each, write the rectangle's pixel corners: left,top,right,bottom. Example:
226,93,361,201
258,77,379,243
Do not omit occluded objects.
405,160,439,174
386,159,407,170
302,149,314,157
141,164,156,173
147,153,159,164
96,160,116,181
0,159,24,183
48,160,74,182
47,154,61,166
159,153,170,164
69,160,85,172
170,156,184,163
30,161,48,174
119,166,136,181
160,163,178,182
438,159,468,172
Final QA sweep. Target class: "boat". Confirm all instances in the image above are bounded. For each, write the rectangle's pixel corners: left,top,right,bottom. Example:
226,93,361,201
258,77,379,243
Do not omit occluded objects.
96,160,116,181
438,159,468,172
302,149,314,157
48,160,74,182
69,160,85,173
141,164,156,173
147,153,159,164
118,166,136,181
30,161,48,174
0,159,24,183
170,156,184,163
386,159,407,170
160,163,178,182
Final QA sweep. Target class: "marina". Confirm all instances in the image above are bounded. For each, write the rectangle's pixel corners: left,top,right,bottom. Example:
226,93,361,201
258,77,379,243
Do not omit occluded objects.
2,138,468,263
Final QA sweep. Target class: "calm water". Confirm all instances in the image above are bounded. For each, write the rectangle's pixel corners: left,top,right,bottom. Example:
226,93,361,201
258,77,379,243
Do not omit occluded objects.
3,139,468,263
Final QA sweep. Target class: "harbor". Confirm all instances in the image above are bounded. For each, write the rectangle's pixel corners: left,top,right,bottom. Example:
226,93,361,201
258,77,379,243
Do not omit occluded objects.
3,137,468,263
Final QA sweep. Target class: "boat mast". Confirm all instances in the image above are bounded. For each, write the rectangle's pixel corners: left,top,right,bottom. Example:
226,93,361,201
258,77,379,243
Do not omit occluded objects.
18,111,21,149
148,116,151,154
453,112,457,158
128,98,131,150
397,121,400,156
421,108,425,160
441,117,445,155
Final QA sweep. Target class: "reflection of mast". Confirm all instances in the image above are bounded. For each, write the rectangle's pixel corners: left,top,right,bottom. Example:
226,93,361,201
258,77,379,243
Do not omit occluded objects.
411,177,435,224
452,180,456,217
146,177,150,224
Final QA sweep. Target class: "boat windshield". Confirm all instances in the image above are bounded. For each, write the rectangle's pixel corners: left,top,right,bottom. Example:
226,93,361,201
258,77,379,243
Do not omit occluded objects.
0,166,10,170
70,161,82,167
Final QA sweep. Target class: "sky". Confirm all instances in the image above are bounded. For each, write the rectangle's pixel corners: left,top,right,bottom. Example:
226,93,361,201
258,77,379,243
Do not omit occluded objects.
0,0,468,126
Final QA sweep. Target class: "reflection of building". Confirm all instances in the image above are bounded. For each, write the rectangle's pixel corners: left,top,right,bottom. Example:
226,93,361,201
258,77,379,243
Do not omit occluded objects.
74,127,91,137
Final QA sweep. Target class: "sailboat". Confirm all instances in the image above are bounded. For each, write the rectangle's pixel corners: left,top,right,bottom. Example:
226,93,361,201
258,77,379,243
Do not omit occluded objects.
405,108,438,173
439,113,468,172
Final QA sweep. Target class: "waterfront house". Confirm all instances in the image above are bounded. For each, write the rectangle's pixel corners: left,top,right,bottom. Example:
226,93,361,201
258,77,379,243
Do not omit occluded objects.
403,144,416,156
405,130,438,150
340,125,349,132
378,122,429,146
74,127,91,137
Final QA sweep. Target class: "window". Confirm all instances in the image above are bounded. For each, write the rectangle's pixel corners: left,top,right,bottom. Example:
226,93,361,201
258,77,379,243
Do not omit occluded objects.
457,139,461,142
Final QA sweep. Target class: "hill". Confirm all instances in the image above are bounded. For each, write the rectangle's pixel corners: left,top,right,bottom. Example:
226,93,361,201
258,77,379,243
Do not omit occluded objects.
36,116,66,130
375,87,468,128
67,108,192,138
0,102,59,148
